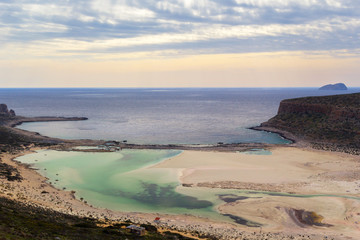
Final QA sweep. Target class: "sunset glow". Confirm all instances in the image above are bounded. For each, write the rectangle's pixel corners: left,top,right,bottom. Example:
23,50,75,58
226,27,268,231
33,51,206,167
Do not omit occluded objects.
1,1,359,87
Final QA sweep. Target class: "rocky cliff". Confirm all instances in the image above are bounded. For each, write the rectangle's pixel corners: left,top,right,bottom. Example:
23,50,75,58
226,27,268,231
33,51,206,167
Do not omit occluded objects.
259,93,360,154
0,104,15,117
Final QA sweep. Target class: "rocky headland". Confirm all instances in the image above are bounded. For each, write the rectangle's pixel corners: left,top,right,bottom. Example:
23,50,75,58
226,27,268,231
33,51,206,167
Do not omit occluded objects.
254,92,360,154
0,103,16,117
0,104,91,153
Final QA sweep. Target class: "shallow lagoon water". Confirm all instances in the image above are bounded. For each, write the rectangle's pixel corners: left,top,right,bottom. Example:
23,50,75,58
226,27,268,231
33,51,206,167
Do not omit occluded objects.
17,149,226,220
16,148,360,224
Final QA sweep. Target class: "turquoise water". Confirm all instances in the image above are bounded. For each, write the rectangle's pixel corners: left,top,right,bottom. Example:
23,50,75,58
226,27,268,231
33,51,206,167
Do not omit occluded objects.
16,149,360,224
17,149,222,219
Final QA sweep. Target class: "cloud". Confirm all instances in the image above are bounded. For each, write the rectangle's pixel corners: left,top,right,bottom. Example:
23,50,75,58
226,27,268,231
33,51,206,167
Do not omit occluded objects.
20,3,73,18
90,0,156,23
0,0,359,58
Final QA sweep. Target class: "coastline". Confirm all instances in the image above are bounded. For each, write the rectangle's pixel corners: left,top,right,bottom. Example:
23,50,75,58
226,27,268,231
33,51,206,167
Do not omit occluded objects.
249,126,303,146
6,115,285,152
4,145,360,239
1,116,360,239
0,147,291,239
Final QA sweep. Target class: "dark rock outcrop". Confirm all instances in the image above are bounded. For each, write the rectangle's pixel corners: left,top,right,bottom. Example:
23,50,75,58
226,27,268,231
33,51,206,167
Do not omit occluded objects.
319,83,347,90
260,93,360,154
9,109,15,116
0,104,16,117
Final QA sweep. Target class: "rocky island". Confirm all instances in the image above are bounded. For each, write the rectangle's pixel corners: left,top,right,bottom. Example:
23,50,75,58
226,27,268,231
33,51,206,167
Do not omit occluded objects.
255,92,360,154
319,83,348,90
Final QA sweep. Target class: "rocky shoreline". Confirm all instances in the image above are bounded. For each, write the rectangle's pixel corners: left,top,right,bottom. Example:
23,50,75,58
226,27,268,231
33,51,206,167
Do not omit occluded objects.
256,93,360,155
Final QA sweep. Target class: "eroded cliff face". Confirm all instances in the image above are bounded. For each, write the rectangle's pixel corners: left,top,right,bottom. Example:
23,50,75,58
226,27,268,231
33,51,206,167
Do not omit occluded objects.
260,93,360,153
276,101,360,121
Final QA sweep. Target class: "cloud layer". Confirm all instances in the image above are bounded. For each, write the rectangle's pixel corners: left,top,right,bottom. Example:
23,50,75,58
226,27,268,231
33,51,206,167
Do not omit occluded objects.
1,0,360,58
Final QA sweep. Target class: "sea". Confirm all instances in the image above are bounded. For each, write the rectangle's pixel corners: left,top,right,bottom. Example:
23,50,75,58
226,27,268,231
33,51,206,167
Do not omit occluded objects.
4,87,360,222
1,88,359,144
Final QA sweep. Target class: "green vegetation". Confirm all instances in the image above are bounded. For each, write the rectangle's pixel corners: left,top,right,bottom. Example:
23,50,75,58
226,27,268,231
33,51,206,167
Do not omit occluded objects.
0,197,196,240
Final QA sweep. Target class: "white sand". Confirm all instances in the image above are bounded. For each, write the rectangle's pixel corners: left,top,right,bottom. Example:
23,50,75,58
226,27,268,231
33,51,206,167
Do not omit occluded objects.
154,147,360,193
153,147,360,239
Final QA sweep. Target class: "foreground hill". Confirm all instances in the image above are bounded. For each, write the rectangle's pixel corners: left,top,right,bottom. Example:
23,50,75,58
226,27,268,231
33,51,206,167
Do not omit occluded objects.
258,92,360,154
0,197,197,240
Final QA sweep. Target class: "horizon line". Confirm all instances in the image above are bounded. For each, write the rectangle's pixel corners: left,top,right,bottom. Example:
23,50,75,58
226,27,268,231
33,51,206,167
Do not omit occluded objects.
0,86,360,89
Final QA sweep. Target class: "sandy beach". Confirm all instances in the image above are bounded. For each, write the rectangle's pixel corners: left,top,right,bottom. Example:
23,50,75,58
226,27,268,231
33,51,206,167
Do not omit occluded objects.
153,147,360,239
155,147,360,194
2,146,360,239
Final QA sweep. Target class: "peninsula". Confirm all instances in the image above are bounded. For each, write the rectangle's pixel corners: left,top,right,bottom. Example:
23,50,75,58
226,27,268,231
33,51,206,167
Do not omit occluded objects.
254,92,360,154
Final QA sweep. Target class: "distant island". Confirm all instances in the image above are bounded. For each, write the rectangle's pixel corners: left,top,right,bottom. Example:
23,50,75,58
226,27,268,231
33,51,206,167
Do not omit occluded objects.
255,92,360,154
319,83,347,90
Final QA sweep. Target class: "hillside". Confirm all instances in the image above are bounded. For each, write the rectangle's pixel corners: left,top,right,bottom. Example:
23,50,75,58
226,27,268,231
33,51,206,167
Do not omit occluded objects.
0,197,196,240
259,93,360,154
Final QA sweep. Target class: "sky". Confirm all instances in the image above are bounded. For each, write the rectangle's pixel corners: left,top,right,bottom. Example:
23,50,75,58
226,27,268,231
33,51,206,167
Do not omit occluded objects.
0,0,359,88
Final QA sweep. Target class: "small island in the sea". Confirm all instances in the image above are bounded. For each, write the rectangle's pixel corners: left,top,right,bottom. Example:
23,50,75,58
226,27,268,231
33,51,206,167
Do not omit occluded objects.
319,83,348,90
